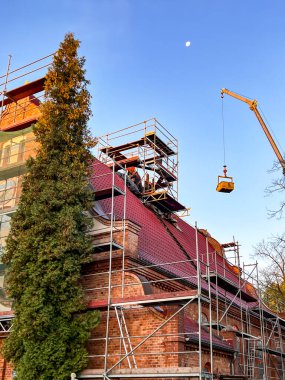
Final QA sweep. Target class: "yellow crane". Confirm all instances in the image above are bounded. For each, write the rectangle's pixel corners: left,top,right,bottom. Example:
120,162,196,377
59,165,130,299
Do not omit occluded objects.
221,88,285,175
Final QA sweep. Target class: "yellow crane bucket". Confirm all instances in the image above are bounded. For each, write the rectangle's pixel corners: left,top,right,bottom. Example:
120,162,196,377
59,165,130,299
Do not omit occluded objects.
216,165,234,193
216,175,234,193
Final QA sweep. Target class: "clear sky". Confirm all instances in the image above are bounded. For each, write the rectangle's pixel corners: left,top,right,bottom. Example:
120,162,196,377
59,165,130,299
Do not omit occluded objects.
1,0,285,263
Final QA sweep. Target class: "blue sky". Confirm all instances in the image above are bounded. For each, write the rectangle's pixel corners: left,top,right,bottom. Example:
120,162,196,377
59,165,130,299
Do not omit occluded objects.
1,0,285,262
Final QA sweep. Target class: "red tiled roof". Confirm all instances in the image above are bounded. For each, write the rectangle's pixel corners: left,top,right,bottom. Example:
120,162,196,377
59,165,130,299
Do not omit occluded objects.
184,316,234,352
90,160,256,304
213,282,258,309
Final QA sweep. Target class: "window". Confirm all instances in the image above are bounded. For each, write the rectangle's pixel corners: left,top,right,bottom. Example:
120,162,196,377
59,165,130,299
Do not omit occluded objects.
203,362,212,379
258,361,264,379
0,179,16,206
1,136,28,168
277,358,283,378
236,337,240,353
2,145,10,166
10,143,20,164
201,313,208,324
18,141,25,162
0,214,11,253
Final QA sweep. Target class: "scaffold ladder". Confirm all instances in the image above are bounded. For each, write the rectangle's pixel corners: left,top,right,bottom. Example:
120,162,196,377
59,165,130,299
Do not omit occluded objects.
115,306,137,369
248,339,257,379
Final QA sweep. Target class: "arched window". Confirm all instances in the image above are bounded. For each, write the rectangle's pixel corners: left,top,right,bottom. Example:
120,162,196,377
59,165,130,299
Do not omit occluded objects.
236,336,240,352
201,312,208,324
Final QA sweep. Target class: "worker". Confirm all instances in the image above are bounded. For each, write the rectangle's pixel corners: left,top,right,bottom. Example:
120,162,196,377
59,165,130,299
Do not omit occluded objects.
127,167,143,193
144,172,152,192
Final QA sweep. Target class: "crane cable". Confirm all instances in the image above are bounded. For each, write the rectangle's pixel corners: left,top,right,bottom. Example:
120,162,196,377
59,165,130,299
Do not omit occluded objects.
221,94,226,167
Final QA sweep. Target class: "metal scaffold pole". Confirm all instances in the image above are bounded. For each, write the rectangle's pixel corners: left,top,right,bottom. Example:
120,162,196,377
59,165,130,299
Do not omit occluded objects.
206,237,213,377
256,261,268,380
0,55,11,121
195,222,202,380
121,166,127,299
103,161,116,373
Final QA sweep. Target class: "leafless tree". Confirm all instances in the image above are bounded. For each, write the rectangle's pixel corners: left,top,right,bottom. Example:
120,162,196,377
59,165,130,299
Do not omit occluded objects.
252,162,285,311
266,162,285,219
254,234,285,312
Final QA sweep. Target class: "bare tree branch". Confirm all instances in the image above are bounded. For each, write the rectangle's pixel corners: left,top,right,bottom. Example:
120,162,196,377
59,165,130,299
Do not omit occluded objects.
254,234,285,311
266,162,285,219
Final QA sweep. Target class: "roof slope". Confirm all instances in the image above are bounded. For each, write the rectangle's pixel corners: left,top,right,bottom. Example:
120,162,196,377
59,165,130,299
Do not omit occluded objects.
184,316,234,353
90,159,256,304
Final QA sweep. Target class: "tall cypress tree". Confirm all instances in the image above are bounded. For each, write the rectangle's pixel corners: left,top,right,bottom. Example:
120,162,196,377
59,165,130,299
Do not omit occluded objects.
2,33,99,380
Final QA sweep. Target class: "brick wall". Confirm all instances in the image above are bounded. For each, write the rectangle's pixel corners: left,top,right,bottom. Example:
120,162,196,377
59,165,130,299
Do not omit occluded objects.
0,339,12,380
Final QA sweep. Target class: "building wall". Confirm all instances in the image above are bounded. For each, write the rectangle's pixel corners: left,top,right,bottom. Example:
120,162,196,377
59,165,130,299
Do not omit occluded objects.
82,256,235,376
82,234,285,379
0,339,13,380
87,307,182,369
0,96,40,131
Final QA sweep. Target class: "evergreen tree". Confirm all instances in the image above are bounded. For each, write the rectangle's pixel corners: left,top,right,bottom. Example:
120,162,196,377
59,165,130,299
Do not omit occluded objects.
2,33,99,380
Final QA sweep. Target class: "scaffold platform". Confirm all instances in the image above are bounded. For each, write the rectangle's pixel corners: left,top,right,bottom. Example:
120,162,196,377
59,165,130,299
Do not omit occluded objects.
78,367,211,379
97,119,185,214
88,289,201,309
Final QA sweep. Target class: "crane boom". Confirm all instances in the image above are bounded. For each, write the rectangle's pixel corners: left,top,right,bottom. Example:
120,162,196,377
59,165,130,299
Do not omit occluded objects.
221,88,285,175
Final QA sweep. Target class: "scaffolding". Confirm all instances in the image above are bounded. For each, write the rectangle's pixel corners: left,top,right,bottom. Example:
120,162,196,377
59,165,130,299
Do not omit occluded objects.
0,55,52,313
82,160,212,379
97,119,185,214
76,121,285,380
0,54,52,130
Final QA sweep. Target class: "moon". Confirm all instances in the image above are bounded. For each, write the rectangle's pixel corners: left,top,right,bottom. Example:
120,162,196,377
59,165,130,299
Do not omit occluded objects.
185,41,191,47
